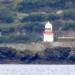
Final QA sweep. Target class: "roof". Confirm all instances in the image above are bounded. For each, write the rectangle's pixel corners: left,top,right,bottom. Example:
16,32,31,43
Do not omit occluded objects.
45,21,52,29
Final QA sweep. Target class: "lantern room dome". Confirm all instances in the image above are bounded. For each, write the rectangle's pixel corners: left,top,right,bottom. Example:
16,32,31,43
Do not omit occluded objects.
45,21,52,29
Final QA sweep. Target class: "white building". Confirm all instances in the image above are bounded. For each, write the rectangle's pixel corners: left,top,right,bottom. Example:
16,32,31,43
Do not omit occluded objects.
43,21,54,42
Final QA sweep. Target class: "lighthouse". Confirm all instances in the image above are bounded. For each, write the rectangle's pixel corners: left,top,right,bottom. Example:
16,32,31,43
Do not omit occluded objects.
43,21,54,42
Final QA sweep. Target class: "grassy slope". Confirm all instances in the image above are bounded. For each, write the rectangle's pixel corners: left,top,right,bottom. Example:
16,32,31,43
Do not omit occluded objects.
0,0,75,42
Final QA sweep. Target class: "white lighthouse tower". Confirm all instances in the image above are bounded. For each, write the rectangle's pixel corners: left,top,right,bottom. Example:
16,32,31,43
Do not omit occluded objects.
43,21,54,42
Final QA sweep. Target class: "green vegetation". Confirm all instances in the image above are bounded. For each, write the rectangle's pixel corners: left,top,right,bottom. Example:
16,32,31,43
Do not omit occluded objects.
0,0,75,43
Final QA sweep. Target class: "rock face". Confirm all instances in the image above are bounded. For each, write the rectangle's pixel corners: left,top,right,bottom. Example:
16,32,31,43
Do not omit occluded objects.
0,46,75,64
0,43,45,52
0,42,75,52
44,47,71,60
